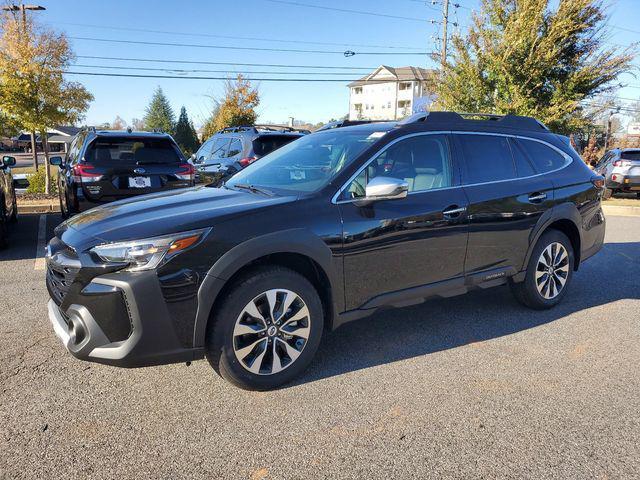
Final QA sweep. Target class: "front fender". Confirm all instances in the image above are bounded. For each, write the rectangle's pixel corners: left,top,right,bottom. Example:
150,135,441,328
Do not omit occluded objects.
192,228,340,348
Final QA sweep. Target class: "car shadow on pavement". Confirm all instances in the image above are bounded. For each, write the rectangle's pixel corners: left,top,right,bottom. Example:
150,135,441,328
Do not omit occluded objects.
296,241,640,386
0,213,61,262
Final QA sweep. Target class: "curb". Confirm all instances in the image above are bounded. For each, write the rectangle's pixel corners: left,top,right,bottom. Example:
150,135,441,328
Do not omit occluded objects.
602,204,640,217
17,204,60,214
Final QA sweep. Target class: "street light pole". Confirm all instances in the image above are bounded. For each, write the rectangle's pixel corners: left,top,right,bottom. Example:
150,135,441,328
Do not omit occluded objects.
604,108,620,151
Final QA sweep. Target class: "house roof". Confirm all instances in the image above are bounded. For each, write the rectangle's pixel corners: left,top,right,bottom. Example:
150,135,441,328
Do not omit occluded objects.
53,126,81,136
348,65,436,87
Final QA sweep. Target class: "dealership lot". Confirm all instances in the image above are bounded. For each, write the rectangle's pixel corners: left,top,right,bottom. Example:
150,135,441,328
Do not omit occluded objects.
1,213,639,479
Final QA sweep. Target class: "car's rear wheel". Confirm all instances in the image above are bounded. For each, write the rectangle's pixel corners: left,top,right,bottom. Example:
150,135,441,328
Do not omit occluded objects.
9,194,17,222
205,266,323,390
510,230,574,309
0,202,8,249
603,188,613,199
59,190,70,219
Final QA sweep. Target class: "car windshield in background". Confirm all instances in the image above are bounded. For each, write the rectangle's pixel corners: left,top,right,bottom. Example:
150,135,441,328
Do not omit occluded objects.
621,151,640,161
85,137,183,165
225,127,391,193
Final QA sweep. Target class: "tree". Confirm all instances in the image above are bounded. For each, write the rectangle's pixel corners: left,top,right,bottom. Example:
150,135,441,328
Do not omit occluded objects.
581,134,600,166
208,75,259,133
201,102,220,140
143,86,175,134
435,0,636,134
131,117,145,131
174,106,200,155
111,115,127,130
0,12,92,192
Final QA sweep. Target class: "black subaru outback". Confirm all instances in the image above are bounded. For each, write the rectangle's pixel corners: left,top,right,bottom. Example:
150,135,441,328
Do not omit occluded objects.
49,129,194,218
46,112,606,390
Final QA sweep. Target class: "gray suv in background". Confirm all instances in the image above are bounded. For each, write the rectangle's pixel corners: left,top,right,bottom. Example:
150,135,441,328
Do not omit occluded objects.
594,148,640,198
193,125,308,185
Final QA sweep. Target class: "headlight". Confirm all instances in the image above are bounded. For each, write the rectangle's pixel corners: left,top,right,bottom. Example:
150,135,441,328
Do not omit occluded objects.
90,228,211,271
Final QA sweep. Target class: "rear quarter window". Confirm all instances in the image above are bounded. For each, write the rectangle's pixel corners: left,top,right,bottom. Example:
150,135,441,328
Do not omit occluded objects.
516,138,568,173
457,134,516,184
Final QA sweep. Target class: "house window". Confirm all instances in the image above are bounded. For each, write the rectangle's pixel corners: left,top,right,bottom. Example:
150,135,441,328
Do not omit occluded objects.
354,87,363,94
387,101,392,108
398,100,411,108
353,104,362,112
399,82,412,91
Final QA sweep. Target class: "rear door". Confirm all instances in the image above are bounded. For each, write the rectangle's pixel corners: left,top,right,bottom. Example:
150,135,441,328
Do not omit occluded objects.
80,136,189,201
455,133,554,275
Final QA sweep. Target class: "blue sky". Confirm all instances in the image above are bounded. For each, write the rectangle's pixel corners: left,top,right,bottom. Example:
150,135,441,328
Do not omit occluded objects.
34,0,640,128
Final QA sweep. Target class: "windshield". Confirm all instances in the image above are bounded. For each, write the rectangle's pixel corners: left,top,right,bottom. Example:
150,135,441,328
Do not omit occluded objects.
225,128,390,193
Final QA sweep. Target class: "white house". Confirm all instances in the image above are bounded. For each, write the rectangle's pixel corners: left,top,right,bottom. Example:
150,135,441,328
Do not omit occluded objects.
347,65,436,121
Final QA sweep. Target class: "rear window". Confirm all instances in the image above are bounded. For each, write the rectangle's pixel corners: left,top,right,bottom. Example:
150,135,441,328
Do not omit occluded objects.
457,134,516,184
253,135,302,157
621,151,640,161
85,137,182,165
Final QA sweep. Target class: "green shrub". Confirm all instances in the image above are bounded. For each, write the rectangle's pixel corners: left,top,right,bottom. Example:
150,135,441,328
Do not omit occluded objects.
26,169,57,194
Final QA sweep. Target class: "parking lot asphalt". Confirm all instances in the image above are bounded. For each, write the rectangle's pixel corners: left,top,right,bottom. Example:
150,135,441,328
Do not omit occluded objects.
1,213,639,479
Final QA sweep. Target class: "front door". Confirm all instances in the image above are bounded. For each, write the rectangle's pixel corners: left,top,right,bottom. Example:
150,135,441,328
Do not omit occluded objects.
337,133,469,310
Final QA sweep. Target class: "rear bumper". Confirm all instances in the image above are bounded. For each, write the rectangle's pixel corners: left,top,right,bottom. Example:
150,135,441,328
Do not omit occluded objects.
47,268,203,368
606,174,640,191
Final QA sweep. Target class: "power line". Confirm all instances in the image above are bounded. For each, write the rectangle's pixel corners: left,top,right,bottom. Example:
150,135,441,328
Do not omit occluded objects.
76,55,376,70
263,0,426,22
55,21,425,51
64,71,362,82
72,64,366,76
68,36,430,56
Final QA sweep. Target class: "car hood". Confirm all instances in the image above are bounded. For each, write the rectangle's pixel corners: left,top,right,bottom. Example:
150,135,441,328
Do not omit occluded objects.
57,186,296,249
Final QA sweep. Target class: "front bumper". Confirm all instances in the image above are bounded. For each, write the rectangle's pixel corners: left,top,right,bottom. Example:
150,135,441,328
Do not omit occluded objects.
47,265,204,368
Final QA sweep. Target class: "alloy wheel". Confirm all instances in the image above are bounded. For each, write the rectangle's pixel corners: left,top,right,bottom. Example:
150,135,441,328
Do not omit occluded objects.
232,289,311,375
535,242,569,299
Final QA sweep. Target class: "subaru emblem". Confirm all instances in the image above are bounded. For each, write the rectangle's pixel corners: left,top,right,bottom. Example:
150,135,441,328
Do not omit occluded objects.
133,168,146,174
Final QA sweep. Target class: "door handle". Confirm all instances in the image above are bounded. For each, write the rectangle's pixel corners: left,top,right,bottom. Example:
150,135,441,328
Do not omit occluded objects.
442,205,467,218
528,192,547,203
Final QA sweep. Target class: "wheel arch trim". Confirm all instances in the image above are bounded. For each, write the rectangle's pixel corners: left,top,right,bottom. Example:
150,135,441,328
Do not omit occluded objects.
192,228,340,348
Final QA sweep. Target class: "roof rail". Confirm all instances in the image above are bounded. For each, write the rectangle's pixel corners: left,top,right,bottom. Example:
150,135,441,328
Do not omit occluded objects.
217,125,309,134
398,111,549,131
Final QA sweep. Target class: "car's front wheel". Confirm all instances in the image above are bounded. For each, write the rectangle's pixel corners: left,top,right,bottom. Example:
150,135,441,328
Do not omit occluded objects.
205,266,323,390
510,230,574,309
0,201,8,249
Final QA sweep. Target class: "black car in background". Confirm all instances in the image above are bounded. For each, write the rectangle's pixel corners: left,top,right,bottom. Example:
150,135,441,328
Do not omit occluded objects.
194,125,307,185
46,112,606,390
50,128,194,218
0,155,18,248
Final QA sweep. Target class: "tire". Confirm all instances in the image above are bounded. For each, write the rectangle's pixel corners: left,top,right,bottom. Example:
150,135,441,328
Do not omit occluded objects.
0,202,8,249
603,188,613,200
205,266,323,390
59,190,69,219
510,230,574,310
9,194,17,223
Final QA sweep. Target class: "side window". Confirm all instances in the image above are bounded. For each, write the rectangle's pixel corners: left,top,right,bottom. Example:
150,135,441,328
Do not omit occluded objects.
457,134,515,184
210,138,230,160
516,138,568,173
195,139,213,163
509,138,536,177
345,134,452,199
226,138,243,158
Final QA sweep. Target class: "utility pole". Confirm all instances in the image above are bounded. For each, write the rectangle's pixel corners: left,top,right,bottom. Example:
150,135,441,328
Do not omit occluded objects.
441,0,450,70
604,108,619,151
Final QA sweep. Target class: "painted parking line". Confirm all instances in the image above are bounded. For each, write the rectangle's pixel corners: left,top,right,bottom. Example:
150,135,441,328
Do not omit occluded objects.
34,214,47,271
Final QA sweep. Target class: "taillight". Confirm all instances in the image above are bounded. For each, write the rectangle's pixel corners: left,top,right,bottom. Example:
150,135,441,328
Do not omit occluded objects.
176,163,195,181
591,176,605,189
238,156,258,168
613,160,630,167
72,164,103,183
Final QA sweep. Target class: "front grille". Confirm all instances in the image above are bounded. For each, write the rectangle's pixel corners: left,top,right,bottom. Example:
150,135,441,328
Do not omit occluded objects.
46,237,81,306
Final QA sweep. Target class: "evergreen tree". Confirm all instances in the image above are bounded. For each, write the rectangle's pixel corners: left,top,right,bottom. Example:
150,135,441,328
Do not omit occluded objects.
174,106,200,155
435,0,635,134
143,86,175,134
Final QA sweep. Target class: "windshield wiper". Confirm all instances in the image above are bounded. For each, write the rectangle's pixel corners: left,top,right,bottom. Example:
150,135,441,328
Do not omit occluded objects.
232,183,274,196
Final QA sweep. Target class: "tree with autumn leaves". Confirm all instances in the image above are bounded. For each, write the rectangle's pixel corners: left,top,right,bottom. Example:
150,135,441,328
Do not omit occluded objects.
0,12,92,193
436,0,635,134
202,75,259,139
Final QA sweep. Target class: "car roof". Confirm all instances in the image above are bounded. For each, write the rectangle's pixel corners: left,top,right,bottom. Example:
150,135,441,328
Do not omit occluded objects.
89,130,173,139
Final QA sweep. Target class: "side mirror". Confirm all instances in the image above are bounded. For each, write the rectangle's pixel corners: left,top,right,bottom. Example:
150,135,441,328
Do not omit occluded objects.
363,176,409,202
49,156,63,166
2,155,16,167
191,153,196,161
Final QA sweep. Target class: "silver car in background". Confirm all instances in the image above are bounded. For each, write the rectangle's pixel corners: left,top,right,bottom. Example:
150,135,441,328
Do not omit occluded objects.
594,148,640,198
